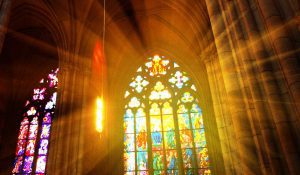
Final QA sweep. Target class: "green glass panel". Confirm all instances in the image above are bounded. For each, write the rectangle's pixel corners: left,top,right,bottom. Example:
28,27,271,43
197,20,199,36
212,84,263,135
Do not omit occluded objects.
164,131,176,149
153,151,164,170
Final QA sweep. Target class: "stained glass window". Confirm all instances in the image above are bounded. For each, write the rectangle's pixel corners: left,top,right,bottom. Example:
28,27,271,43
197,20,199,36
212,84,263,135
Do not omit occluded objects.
124,56,211,175
12,68,59,174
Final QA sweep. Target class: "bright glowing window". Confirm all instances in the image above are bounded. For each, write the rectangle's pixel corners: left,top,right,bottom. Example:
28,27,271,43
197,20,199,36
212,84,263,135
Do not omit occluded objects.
124,56,211,175
12,68,59,174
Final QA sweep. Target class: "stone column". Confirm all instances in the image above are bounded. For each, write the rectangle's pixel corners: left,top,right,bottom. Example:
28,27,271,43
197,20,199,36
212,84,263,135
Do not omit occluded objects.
222,1,285,174
47,58,87,174
236,0,300,174
47,65,72,174
256,0,300,120
205,55,235,175
205,0,261,174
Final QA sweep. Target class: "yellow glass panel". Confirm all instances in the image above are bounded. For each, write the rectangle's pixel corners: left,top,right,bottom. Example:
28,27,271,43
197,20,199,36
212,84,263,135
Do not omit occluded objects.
150,115,162,132
163,115,175,131
162,102,172,114
150,103,160,115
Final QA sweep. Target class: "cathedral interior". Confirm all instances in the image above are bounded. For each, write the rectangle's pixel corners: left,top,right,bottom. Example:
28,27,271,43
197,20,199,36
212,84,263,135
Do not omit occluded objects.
0,0,300,174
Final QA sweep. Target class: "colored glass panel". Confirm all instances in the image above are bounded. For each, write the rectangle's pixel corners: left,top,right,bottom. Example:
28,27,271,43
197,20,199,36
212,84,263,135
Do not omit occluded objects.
137,151,148,170
136,132,147,151
42,113,52,124
169,71,189,88
182,149,194,169
25,140,36,156
178,113,190,130
137,108,146,117
36,156,47,173
16,140,26,156
38,139,49,155
145,55,169,76
177,104,188,113
136,117,146,133
149,82,171,100
166,150,178,170
28,124,38,139
125,91,130,98
33,88,46,101
193,129,207,147
18,124,29,140
21,117,30,125
124,134,135,151
124,118,134,133
129,97,140,108
185,169,194,175
198,169,212,175
137,171,148,175
180,130,193,148
27,107,37,116
23,156,34,173
48,70,58,87
124,152,135,171
45,97,55,109
181,92,194,103
12,156,23,173
196,148,210,168
40,124,51,139
191,85,197,91
125,109,134,118
191,104,201,113
162,115,174,131
150,103,160,115
164,131,176,149
153,170,164,175
130,75,149,93
191,112,204,129
162,102,172,114
151,132,163,150
152,151,164,170
150,115,161,132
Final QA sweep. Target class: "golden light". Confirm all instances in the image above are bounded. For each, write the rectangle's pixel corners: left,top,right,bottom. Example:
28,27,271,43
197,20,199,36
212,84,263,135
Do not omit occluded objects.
96,97,103,133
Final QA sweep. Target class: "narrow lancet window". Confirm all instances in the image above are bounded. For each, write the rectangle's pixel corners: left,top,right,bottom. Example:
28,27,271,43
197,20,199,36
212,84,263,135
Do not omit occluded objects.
12,68,59,174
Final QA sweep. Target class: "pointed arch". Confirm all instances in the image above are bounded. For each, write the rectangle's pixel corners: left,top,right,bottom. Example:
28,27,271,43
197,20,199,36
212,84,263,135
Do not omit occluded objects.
123,55,211,175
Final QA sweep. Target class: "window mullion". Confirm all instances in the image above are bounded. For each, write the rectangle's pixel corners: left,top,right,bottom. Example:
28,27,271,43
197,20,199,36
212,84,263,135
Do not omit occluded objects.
188,107,199,174
159,103,168,174
134,109,138,174
145,102,153,175
20,119,30,174
172,102,184,175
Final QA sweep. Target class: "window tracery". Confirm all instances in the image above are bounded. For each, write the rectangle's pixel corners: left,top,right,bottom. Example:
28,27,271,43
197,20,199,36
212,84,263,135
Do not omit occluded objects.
124,56,211,175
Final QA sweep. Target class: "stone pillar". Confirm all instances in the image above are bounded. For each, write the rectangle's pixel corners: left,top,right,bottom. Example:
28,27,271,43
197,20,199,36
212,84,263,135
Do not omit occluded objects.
47,58,87,174
256,0,300,120
236,0,300,174
205,55,235,175
0,0,11,53
222,1,285,174
205,0,261,174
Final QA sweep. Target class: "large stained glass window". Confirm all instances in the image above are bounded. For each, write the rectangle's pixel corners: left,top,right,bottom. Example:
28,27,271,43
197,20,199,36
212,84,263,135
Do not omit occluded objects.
12,68,59,174
124,56,211,175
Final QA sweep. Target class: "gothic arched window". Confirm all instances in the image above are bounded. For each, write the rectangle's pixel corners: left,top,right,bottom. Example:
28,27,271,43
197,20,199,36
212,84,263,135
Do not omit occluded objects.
12,68,59,174
124,56,211,175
